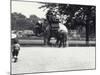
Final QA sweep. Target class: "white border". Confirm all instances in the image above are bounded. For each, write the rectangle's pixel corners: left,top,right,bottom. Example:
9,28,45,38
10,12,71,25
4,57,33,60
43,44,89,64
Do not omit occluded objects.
14,0,96,6
0,0,98,75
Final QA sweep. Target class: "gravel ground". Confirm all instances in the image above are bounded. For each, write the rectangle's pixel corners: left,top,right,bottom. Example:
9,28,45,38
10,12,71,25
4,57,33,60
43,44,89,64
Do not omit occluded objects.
11,47,95,74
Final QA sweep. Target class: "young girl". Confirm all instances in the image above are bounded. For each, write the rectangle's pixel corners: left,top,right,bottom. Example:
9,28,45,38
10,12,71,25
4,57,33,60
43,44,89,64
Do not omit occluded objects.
12,41,20,62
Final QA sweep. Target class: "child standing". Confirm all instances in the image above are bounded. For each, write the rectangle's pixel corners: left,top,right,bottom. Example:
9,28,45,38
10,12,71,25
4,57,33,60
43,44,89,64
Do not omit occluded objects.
12,41,20,62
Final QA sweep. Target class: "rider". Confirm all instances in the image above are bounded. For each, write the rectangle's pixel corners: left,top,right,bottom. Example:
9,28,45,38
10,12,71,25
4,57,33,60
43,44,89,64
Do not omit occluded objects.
46,8,60,34
46,8,53,26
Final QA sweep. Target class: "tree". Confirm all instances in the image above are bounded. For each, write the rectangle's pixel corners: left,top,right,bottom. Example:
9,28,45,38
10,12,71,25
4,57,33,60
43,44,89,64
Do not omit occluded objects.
11,12,27,30
29,15,40,24
11,12,40,31
39,3,96,45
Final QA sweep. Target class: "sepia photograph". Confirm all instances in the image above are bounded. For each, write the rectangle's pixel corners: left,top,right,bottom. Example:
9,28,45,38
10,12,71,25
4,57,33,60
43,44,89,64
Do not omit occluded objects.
11,0,96,74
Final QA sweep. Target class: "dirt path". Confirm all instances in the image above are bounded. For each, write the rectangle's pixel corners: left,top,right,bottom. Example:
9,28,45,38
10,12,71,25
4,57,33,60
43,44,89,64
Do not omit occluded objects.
11,47,95,74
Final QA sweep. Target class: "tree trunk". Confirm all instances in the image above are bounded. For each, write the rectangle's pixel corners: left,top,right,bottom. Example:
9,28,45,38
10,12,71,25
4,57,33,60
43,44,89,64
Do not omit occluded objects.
85,7,92,46
85,20,89,45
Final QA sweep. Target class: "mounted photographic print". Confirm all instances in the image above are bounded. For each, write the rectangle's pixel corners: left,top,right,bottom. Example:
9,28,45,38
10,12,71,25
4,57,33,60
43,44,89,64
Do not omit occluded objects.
11,0,96,74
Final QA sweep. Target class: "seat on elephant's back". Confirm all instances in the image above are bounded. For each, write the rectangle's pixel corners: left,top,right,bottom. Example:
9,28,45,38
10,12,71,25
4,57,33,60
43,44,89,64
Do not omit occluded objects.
51,23,59,31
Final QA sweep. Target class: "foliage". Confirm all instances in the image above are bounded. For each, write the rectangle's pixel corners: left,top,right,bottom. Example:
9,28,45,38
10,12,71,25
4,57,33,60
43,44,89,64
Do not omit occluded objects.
11,12,40,30
39,3,96,42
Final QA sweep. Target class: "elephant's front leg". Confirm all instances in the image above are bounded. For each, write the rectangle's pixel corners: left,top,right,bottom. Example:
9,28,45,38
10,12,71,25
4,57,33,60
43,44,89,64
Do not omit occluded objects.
47,36,51,45
55,38,60,47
